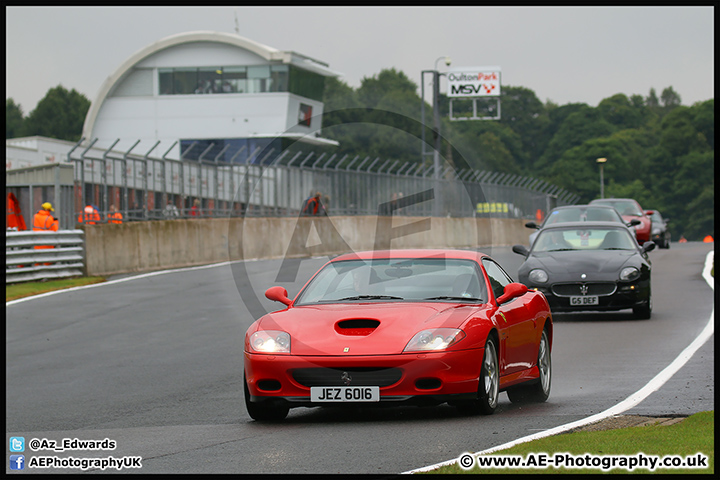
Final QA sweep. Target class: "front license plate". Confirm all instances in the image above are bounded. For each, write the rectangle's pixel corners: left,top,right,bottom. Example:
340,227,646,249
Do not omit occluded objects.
310,386,380,402
570,295,599,306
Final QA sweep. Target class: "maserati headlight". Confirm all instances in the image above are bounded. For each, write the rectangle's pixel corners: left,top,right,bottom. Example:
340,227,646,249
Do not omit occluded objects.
249,330,291,353
404,328,465,352
528,269,549,284
619,267,640,282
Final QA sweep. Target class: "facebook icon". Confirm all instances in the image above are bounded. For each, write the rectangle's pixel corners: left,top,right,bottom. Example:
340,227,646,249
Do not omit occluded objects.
10,455,25,470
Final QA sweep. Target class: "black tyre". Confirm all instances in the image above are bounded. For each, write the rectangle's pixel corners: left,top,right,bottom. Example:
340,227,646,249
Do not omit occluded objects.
456,336,499,415
633,288,652,319
507,328,551,404
244,374,289,421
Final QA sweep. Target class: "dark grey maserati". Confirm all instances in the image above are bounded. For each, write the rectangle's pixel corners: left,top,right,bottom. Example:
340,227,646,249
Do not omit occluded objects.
512,221,655,319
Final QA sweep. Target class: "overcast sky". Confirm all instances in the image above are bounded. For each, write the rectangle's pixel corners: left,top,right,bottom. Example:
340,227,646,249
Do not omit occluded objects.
6,6,714,114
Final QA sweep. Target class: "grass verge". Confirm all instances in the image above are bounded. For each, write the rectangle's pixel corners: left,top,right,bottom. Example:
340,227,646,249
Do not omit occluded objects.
425,410,713,474
6,276,106,302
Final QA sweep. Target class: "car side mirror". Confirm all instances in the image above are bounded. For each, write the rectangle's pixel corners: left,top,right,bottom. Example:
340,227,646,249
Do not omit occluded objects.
645,210,655,216
265,286,292,306
525,221,539,229
642,241,656,253
512,244,529,256
628,219,641,227
496,282,528,304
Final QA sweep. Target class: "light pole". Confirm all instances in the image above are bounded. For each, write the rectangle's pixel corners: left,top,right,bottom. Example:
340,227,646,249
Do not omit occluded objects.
596,157,607,198
420,56,451,216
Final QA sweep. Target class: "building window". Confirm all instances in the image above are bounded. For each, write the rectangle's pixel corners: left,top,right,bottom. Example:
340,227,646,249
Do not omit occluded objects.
159,68,200,95
158,64,319,99
288,66,325,101
197,67,223,94
222,67,247,93
246,65,269,94
270,65,289,92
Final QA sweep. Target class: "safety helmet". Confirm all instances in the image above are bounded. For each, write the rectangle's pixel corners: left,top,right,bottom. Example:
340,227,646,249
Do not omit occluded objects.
84,205,95,214
42,202,54,211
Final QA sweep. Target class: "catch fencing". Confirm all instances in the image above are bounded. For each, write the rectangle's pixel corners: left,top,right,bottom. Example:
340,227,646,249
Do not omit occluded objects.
6,230,85,284
5,139,579,232
61,139,579,222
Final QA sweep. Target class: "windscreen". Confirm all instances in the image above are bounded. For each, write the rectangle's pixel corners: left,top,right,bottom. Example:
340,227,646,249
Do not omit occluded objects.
594,200,642,216
294,257,487,305
545,206,622,225
533,227,637,253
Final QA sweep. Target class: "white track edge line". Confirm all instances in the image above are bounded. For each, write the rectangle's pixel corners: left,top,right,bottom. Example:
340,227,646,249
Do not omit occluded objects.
6,260,236,306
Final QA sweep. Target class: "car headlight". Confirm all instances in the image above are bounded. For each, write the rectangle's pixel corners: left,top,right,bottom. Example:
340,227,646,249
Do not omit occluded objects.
619,267,640,282
528,269,549,284
249,330,291,353
404,328,465,352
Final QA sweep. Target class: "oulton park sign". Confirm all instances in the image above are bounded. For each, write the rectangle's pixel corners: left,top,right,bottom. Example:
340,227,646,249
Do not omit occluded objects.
447,67,501,98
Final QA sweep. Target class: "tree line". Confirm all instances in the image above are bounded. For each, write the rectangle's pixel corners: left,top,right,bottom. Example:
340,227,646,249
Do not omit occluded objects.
321,69,713,241
6,72,713,240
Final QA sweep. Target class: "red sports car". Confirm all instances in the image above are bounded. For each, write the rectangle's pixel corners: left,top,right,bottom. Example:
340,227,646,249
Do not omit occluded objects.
244,249,553,421
589,198,652,244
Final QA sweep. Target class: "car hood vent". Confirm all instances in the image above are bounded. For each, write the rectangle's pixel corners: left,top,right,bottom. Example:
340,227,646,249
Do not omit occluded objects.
335,319,380,336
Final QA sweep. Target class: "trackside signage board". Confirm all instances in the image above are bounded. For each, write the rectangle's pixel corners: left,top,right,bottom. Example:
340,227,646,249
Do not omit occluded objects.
447,67,501,97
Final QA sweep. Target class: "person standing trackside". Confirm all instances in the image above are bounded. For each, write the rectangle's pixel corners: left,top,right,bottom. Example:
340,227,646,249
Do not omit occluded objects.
301,191,322,216
190,198,201,218
78,205,101,225
33,202,59,263
108,205,123,224
163,200,180,219
33,202,59,234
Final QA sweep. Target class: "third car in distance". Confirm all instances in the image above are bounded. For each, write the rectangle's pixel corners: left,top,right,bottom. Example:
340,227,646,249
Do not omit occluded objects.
589,198,652,245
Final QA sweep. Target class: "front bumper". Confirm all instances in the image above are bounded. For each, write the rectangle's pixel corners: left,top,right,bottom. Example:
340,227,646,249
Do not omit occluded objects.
530,281,649,313
244,349,483,407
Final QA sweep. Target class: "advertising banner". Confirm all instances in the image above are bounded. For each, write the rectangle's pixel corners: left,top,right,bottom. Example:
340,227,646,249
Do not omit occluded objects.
447,67,501,98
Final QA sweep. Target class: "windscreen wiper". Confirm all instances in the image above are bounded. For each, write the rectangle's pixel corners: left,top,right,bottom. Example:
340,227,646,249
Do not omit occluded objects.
334,295,405,301
423,296,484,302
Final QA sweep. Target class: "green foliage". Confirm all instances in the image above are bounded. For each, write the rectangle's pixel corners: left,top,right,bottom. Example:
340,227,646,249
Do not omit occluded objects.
536,106,616,171
691,99,714,149
661,86,682,109
598,93,644,130
497,86,551,167
6,98,24,138
11,85,90,142
357,68,417,108
446,118,525,172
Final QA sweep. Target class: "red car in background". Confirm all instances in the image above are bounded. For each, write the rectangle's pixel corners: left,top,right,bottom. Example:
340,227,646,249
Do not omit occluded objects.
589,198,652,245
244,249,553,421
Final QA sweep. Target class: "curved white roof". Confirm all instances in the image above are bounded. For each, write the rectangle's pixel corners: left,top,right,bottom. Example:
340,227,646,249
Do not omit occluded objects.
82,31,341,143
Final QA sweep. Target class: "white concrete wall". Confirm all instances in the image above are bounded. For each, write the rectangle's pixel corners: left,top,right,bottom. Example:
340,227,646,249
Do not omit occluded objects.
83,216,529,276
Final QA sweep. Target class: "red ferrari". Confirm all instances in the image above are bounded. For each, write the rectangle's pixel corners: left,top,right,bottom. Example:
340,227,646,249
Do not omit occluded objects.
589,198,652,244
244,249,553,421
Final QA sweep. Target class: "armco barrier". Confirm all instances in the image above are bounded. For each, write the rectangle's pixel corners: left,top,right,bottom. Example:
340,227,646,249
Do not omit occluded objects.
82,216,529,277
6,230,85,283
